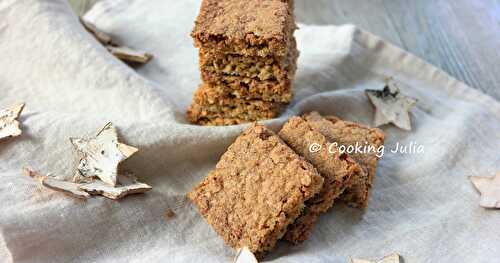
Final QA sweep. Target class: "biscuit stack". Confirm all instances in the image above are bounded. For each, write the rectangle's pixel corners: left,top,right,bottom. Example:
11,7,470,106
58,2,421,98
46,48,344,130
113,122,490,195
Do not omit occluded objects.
188,112,385,255
187,0,299,125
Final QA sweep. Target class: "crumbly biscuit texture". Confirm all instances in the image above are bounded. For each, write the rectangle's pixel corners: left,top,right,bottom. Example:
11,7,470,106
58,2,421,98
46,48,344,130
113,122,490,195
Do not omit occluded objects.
188,124,324,254
197,39,298,103
279,116,362,243
186,84,284,126
192,0,295,57
304,112,385,208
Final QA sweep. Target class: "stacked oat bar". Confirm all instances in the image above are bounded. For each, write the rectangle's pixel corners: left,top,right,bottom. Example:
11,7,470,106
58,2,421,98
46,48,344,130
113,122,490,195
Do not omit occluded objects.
187,0,299,125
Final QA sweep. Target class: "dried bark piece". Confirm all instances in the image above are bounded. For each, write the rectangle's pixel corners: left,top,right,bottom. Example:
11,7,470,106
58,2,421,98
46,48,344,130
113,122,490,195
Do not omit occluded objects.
78,173,151,200
80,17,113,45
106,46,153,64
0,103,25,140
42,177,91,199
23,168,46,181
24,168,90,199
351,253,401,263
233,247,258,263
70,123,138,186
470,172,500,208
366,78,417,130
79,18,153,66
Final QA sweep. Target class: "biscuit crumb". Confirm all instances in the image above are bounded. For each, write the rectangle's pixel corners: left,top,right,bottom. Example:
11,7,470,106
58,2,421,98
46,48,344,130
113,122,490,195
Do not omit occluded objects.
165,209,176,220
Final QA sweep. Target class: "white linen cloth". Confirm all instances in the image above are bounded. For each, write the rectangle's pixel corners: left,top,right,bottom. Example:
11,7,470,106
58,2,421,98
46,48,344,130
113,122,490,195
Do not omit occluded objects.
1,0,499,262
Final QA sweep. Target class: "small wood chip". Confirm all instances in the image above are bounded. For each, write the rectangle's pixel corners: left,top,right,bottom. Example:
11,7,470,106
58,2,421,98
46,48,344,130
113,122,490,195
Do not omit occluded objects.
470,172,500,208
351,253,401,263
106,46,153,64
42,177,91,199
25,168,90,199
70,123,138,186
165,209,176,220
366,78,417,130
79,18,153,66
233,247,258,263
78,173,151,200
80,17,113,45
0,103,25,140
23,167,46,181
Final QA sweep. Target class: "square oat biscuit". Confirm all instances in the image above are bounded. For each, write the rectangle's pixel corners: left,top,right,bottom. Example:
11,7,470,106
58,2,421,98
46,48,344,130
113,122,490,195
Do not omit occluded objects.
187,124,324,254
191,0,296,57
198,44,298,103
304,112,385,208
278,116,362,243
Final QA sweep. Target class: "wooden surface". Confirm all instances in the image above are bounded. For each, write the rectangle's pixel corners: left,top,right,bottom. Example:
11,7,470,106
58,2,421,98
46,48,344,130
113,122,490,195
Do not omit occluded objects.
295,0,500,100
69,0,500,100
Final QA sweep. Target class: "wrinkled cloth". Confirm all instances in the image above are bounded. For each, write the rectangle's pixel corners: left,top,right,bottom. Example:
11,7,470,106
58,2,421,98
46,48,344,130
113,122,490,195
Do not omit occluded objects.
1,0,499,262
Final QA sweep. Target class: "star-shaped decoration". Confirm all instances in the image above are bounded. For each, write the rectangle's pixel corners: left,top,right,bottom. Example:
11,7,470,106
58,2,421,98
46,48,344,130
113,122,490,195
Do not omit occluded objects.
351,253,401,263
366,78,417,130
70,123,138,186
470,172,500,208
233,247,258,263
0,103,25,140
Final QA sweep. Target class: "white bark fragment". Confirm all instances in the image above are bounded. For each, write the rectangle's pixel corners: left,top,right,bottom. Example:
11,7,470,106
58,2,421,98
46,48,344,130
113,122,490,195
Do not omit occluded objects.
351,253,401,263
365,78,417,131
0,103,25,140
24,168,90,199
80,17,113,45
79,18,152,66
24,168,46,181
71,123,138,186
470,172,500,208
106,46,153,64
42,178,91,199
233,247,258,263
78,173,151,200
